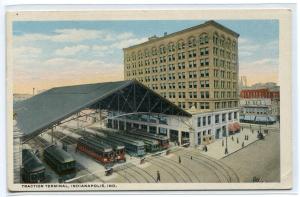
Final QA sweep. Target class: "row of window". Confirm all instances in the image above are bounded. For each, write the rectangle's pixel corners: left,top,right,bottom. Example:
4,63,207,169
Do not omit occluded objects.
125,33,237,62
178,102,210,110
197,112,238,127
155,90,237,99
215,101,238,109
126,56,237,72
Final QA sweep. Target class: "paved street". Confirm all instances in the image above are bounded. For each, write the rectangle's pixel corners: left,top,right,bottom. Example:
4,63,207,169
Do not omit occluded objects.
198,123,279,159
221,130,280,182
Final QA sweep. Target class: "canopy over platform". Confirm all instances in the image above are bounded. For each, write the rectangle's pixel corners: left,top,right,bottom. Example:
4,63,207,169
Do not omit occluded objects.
14,80,191,142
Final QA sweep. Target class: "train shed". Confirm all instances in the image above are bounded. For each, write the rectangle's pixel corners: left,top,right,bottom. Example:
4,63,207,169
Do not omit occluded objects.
14,80,191,143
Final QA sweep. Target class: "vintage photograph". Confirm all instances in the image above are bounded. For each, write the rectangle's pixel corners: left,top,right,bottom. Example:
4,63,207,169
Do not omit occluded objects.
7,10,292,191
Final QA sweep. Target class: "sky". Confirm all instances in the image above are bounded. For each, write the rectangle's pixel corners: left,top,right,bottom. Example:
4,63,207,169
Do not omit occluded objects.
12,20,279,94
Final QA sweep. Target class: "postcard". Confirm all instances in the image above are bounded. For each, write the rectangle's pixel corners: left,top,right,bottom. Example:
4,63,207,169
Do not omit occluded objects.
6,8,293,191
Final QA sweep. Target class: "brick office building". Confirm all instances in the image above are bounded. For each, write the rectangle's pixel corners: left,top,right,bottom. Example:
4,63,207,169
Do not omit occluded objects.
123,20,240,145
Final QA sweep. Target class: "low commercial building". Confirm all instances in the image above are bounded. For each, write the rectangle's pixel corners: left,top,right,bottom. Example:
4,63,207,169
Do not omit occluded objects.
239,88,279,124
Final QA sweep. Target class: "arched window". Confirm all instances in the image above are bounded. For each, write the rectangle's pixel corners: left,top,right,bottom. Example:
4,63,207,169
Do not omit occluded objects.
226,38,231,50
177,39,185,50
168,42,175,52
151,47,157,55
159,44,166,54
213,32,219,45
200,33,209,45
137,50,142,59
144,48,149,57
232,40,237,51
188,36,196,48
131,52,136,60
220,35,225,47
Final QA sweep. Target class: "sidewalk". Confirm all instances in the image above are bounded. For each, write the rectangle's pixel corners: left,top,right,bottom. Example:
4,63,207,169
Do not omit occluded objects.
198,126,267,160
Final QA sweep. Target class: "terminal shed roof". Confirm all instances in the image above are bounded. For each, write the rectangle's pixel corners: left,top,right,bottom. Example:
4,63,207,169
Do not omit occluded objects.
14,80,190,142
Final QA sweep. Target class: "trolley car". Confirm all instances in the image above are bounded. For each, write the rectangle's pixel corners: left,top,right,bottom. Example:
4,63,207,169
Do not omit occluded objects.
21,149,46,183
128,129,170,149
121,132,159,153
77,136,114,166
105,132,145,157
44,145,76,174
94,135,126,162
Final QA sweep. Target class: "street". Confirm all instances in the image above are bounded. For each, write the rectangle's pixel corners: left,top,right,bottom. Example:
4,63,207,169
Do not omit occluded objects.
221,130,280,182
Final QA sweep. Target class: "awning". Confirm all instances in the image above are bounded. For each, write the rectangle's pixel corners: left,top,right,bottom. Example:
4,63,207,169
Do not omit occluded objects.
255,116,268,122
268,116,276,122
228,122,240,132
244,115,255,121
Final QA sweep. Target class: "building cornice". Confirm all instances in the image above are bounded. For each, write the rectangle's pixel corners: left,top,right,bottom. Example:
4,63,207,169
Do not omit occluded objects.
123,20,240,51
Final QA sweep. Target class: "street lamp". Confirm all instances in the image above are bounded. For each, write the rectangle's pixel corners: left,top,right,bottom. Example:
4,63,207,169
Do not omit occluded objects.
225,129,228,155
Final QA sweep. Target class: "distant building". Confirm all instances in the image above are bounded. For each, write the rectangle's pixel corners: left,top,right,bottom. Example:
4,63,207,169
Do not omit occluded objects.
239,76,248,90
239,87,280,124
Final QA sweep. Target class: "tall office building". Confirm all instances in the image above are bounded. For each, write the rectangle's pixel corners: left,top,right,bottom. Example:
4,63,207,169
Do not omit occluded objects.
123,20,240,145
124,20,239,111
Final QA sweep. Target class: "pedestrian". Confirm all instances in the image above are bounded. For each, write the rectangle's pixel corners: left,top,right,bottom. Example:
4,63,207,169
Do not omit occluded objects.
190,156,193,160
156,170,161,182
242,142,244,148
231,136,234,141
178,156,181,164
244,135,247,140
225,147,228,155
222,140,224,147
237,138,239,144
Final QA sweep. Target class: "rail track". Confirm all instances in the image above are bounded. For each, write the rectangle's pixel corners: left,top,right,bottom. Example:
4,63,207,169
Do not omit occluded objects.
114,163,156,183
145,157,181,182
53,131,78,145
158,156,201,182
179,149,239,183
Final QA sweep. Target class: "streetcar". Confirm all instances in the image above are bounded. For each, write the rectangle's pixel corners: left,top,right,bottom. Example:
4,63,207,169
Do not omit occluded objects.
94,135,126,163
77,136,115,166
21,149,46,183
44,145,76,174
127,129,170,149
120,132,159,153
105,132,145,157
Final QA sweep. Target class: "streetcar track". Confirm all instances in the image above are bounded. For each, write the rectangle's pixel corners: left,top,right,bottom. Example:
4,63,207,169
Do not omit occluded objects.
146,158,182,182
195,152,240,182
184,152,230,182
117,170,139,182
183,149,239,182
158,157,195,182
125,167,150,183
153,158,190,183
114,172,131,183
127,165,156,183
130,166,156,182
179,154,224,182
160,156,201,182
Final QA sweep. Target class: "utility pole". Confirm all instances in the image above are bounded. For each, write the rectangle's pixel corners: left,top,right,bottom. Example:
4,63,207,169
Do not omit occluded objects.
51,127,54,143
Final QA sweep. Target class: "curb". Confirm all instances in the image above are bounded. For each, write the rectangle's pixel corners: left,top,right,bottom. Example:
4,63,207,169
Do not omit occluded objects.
220,135,267,159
